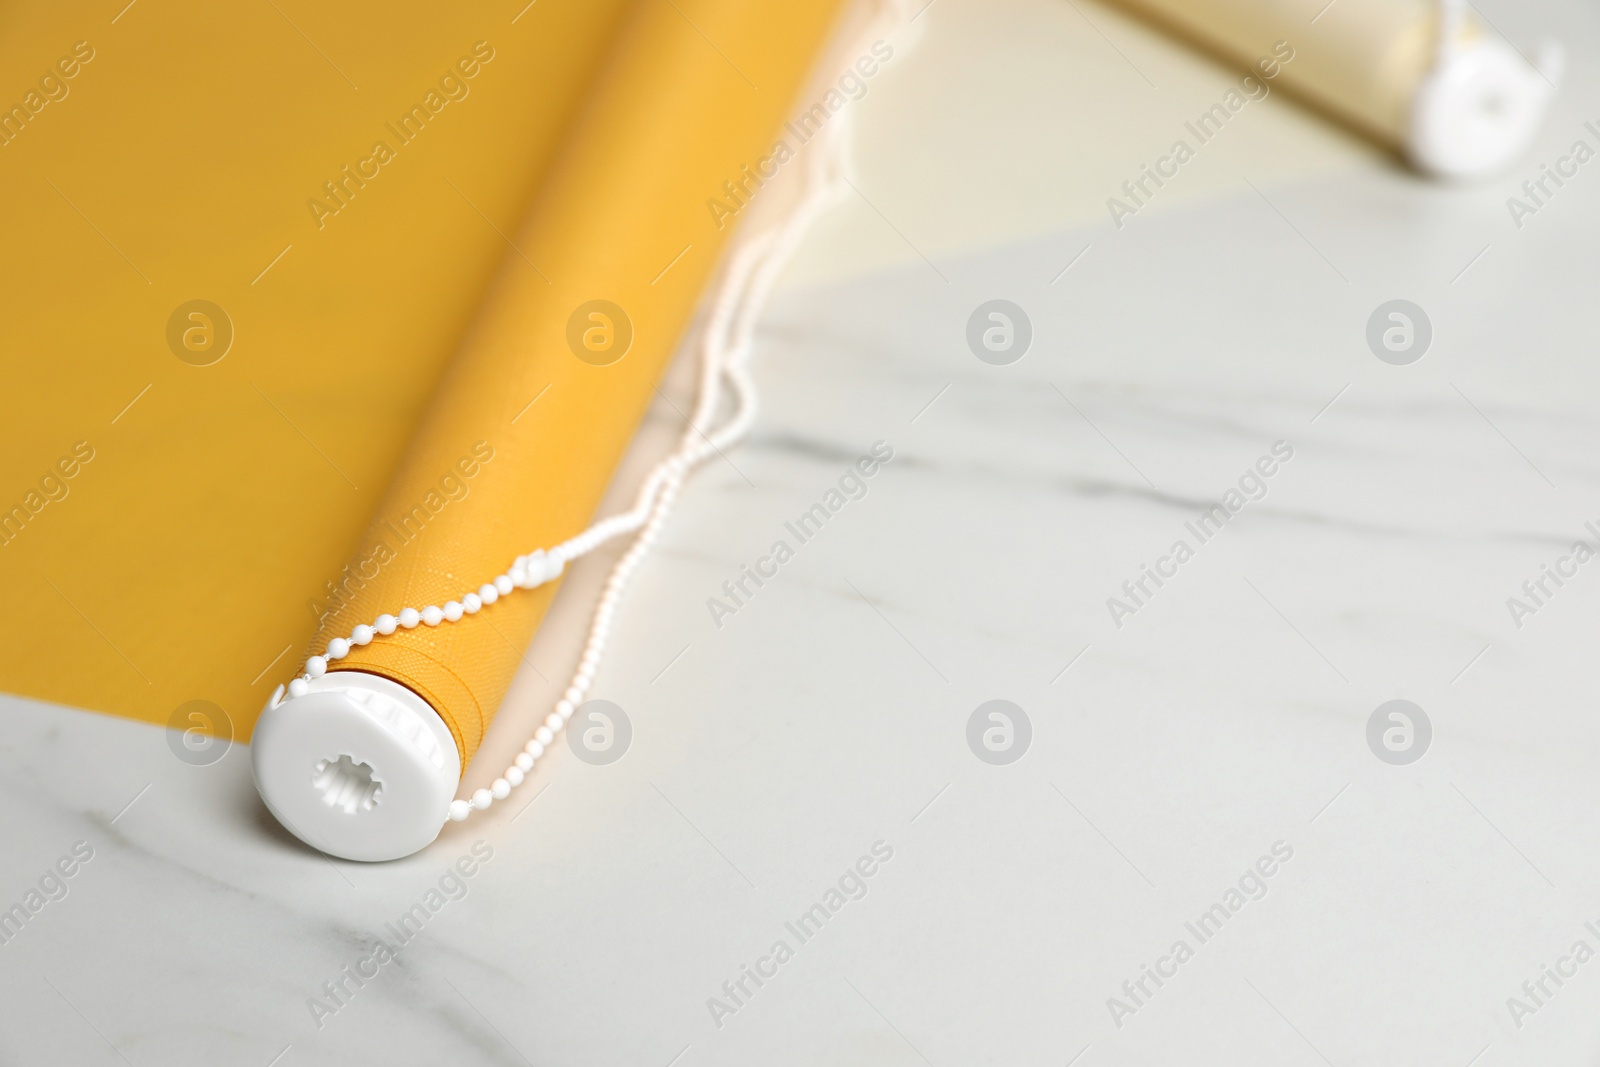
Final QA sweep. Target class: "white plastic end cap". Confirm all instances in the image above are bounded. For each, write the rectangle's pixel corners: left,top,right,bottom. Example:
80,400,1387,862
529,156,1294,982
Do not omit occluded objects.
251,671,461,862
1408,36,1561,180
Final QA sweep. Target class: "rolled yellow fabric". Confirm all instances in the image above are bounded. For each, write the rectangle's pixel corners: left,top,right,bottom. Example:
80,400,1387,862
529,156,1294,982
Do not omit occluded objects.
0,0,630,727
307,0,846,767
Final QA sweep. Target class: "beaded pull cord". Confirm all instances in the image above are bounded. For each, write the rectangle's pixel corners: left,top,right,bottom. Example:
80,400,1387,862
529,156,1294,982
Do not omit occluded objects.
269,104,849,825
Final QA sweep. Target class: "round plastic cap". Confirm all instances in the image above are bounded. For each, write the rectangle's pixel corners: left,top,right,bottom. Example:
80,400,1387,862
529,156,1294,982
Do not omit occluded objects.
1409,36,1560,180
251,671,461,862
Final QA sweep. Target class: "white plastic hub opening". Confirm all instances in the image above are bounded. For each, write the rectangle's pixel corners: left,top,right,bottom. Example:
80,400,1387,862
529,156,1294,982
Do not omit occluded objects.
1408,34,1561,180
251,671,460,862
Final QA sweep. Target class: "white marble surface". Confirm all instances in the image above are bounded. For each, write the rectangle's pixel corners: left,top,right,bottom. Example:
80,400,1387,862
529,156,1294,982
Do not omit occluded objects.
8,0,1600,1063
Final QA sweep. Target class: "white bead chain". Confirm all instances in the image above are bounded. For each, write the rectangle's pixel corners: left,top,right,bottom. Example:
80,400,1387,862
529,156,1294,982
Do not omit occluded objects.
274,96,850,826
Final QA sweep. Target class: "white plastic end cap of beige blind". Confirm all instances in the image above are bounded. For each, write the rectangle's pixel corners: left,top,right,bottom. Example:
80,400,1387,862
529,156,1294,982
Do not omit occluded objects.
252,671,460,862
1408,33,1562,180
